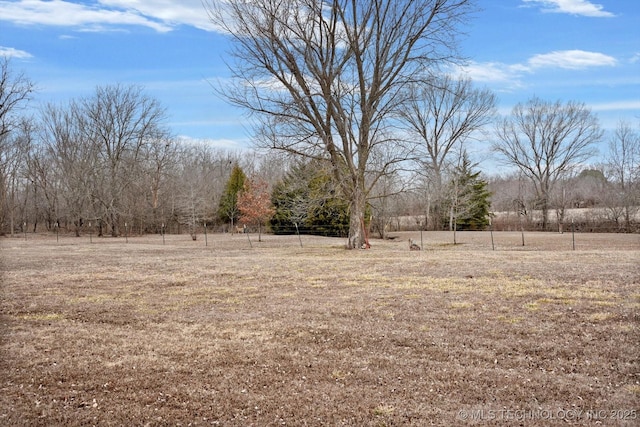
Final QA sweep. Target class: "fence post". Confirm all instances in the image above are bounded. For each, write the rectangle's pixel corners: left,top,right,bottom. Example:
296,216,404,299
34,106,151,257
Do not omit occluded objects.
490,218,495,251
295,222,303,248
246,229,253,248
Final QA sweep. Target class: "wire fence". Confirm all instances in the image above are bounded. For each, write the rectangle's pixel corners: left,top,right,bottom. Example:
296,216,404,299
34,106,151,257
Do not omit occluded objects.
4,228,639,253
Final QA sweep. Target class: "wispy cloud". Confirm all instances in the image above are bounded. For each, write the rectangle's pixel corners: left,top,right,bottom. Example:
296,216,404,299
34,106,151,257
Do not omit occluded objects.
98,0,219,32
527,50,617,69
589,100,640,112
456,50,617,87
0,46,33,59
0,0,207,33
522,0,615,17
453,62,526,91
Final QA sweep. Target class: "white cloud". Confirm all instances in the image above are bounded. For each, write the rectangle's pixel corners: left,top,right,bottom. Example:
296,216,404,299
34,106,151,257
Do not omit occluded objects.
456,50,617,89
98,0,220,32
0,0,231,33
527,50,617,69
589,100,640,112
457,62,512,83
522,0,615,17
453,62,526,90
0,46,33,59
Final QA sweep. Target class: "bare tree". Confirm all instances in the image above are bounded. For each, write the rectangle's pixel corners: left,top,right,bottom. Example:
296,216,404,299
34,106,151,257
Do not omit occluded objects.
368,173,406,240
367,145,410,239
172,143,230,239
0,57,35,140
549,170,579,233
0,119,33,236
400,74,496,229
25,134,59,231
486,172,537,231
0,57,35,235
603,121,639,231
135,136,181,232
40,101,99,236
79,84,170,237
493,97,602,230
205,0,473,248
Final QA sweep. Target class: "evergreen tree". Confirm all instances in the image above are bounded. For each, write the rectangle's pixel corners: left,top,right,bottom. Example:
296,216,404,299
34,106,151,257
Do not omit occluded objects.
270,161,312,234
217,163,246,228
444,153,492,231
306,171,350,237
270,160,350,237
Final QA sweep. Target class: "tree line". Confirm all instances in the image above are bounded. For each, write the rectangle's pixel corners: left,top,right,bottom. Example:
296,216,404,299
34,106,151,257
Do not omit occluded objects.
0,59,288,238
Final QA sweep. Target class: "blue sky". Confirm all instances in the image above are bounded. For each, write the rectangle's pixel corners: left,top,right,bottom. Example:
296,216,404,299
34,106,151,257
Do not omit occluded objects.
1,0,639,158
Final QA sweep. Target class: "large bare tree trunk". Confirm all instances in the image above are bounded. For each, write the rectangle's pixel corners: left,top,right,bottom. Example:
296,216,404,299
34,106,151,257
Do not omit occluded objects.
110,211,119,237
541,196,549,231
347,188,366,249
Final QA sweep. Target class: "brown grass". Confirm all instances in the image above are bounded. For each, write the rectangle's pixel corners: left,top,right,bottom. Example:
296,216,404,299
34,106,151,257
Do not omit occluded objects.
1,231,638,426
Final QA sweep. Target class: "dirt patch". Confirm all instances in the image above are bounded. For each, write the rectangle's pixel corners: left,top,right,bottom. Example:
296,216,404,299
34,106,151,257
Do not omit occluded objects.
1,232,638,425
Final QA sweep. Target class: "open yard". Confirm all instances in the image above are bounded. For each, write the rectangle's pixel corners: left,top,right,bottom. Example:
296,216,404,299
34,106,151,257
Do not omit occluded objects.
1,231,639,426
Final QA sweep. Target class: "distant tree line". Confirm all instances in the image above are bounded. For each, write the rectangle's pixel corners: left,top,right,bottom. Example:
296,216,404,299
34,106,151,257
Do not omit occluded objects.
1,54,638,239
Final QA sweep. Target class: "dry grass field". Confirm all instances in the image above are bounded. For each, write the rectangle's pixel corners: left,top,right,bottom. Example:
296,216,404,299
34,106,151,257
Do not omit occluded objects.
1,231,638,426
